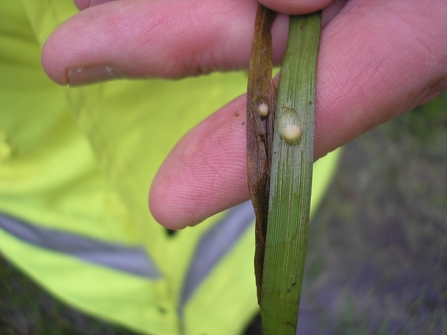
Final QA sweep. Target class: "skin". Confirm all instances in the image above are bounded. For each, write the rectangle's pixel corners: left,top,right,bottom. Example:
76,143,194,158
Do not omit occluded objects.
42,0,447,229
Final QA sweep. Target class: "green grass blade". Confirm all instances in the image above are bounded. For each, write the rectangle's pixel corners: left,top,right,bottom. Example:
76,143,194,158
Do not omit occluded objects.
261,12,321,334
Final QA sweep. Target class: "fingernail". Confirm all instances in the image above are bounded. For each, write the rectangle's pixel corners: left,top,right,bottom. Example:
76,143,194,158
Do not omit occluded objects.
89,0,116,7
68,66,123,86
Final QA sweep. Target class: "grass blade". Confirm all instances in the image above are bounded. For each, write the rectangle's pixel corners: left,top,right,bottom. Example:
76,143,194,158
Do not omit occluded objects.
260,12,322,334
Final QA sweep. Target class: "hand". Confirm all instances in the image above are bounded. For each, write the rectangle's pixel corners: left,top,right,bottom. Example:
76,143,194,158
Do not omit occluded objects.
42,0,447,229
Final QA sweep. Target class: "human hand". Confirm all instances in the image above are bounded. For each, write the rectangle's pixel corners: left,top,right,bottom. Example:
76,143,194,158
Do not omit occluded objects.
42,0,447,229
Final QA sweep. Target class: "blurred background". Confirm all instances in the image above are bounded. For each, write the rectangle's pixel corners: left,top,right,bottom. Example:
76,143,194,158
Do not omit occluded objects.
1,91,446,334
299,91,447,334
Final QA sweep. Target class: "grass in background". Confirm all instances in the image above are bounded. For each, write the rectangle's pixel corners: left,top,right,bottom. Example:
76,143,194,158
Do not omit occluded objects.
301,91,447,334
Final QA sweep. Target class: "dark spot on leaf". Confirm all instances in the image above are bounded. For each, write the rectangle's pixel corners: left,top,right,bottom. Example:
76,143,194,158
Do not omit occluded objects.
284,321,296,328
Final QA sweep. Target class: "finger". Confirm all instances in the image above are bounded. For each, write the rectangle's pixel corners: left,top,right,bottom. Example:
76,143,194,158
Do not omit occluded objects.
42,0,289,86
315,0,447,154
74,0,92,10
321,0,347,27
149,97,249,229
150,0,447,229
259,0,335,15
74,0,116,11
76,0,335,15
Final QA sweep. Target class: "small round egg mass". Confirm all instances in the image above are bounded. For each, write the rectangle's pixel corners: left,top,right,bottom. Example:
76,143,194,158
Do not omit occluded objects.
257,102,269,118
277,107,303,145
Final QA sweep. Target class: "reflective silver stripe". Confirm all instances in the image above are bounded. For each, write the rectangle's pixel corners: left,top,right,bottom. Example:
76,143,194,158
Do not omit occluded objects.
0,213,162,278
179,201,255,310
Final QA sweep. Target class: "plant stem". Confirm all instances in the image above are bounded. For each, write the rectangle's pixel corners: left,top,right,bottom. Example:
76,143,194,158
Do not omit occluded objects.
260,12,321,335
246,4,276,305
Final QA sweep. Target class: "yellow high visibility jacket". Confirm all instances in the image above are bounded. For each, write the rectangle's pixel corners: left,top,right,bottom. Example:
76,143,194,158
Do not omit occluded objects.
0,1,340,334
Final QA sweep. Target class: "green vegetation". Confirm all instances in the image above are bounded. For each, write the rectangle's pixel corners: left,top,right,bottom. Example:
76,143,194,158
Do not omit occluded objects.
260,12,321,334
